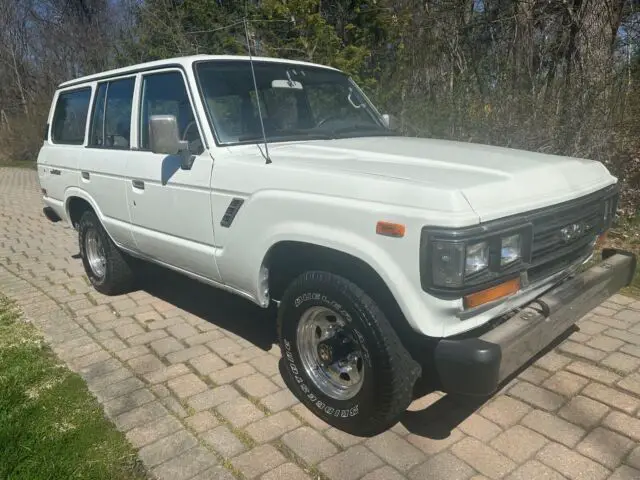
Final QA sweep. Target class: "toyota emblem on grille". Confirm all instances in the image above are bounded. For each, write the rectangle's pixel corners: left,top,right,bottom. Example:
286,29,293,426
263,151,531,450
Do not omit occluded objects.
560,222,584,243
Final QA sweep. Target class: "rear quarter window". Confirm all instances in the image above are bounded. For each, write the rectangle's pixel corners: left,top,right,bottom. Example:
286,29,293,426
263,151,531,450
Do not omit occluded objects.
51,87,92,145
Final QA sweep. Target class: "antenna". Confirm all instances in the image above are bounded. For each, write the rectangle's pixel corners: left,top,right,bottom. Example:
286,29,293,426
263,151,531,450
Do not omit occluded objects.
244,17,271,165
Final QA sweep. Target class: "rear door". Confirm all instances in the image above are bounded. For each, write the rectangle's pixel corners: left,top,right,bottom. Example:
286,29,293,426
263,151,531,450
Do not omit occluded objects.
38,86,92,211
81,75,138,249
125,68,220,281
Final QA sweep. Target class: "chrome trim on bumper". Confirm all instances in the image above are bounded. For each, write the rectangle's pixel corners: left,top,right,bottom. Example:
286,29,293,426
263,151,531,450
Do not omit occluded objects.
489,249,635,384
435,249,636,396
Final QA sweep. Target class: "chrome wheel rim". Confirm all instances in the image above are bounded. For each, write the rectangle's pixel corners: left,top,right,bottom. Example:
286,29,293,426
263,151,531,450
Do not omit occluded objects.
85,229,106,279
296,306,365,400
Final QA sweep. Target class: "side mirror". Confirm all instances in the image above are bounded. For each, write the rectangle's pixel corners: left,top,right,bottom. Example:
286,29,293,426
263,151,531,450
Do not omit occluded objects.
149,115,194,170
381,113,397,130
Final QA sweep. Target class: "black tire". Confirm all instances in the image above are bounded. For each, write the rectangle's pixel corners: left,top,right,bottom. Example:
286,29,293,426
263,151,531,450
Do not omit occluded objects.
277,270,421,436
78,210,135,295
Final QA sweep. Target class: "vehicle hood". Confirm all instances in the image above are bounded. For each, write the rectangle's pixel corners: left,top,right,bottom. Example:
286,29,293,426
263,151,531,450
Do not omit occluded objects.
266,136,616,222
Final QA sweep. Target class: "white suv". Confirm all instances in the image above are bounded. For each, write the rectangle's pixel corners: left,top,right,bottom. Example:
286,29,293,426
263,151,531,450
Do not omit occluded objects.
37,54,636,436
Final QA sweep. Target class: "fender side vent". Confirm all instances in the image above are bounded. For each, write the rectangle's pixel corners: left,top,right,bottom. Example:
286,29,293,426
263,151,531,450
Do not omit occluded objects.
220,198,244,227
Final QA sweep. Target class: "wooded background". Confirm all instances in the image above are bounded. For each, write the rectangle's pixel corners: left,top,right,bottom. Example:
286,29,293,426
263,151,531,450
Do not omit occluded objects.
1,0,639,218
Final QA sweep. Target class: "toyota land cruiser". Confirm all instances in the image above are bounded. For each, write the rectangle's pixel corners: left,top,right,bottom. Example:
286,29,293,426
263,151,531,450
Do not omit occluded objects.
37,54,636,436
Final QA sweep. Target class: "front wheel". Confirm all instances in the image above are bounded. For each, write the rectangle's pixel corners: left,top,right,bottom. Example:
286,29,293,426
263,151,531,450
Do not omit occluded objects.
277,271,421,436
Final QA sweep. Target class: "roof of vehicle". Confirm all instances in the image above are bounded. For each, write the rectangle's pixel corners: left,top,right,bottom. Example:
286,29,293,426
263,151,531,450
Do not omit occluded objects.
58,54,341,88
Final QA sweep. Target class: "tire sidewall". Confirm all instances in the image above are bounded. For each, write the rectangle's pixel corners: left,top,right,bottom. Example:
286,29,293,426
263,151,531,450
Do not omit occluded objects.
78,211,109,289
278,272,392,428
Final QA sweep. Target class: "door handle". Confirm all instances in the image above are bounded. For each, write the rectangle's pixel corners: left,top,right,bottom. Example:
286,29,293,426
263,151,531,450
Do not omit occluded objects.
132,179,145,190
81,171,90,180
50,169,61,176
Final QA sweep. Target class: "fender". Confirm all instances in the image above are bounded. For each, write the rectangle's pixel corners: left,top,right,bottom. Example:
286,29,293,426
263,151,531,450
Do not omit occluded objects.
212,188,465,337
251,224,450,337
64,186,105,227
64,186,136,250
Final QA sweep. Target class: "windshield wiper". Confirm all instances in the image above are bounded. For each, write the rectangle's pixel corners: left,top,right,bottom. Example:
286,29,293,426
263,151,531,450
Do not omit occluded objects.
237,131,333,142
329,125,399,137
236,126,396,143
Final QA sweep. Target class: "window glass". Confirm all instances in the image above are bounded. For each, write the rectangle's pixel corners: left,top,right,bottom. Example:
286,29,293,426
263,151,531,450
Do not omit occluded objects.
205,95,243,140
195,61,386,145
140,71,203,154
262,89,302,130
89,83,107,146
88,77,134,148
305,83,371,125
51,88,91,145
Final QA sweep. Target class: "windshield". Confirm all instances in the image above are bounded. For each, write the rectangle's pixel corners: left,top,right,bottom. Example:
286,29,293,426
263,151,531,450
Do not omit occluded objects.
194,60,392,145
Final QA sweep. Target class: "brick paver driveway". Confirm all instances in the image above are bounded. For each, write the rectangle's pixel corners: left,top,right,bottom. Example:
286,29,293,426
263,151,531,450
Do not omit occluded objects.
1,167,640,480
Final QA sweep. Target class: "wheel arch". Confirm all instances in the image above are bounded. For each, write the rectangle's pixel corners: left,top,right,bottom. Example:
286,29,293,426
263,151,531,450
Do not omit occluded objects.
67,196,93,229
263,241,417,342
64,188,104,229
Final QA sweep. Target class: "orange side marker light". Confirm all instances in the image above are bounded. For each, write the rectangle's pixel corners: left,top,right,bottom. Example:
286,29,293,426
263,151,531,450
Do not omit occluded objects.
376,221,406,238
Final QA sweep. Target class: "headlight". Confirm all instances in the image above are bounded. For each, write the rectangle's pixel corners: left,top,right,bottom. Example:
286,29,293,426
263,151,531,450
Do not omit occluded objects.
425,226,532,291
433,242,465,287
501,234,521,266
466,242,489,275
431,240,489,288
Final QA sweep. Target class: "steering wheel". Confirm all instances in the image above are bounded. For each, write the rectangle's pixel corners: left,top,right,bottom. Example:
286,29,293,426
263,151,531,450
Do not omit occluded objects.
182,121,198,141
181,121,203,154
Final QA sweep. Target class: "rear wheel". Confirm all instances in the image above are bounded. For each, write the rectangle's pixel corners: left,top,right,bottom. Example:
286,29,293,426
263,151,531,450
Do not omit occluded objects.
277,270,421,436
78,210,135,295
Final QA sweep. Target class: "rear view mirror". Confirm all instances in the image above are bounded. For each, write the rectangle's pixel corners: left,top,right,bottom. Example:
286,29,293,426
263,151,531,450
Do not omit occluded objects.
149,115,194,170
271,79,303,90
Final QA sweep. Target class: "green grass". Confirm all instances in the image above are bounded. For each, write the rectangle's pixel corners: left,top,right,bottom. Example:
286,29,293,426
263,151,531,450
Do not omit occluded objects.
0,295,147,480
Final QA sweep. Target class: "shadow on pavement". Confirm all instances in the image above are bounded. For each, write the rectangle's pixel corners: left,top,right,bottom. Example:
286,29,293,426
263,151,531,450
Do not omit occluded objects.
402,394,487,438
136,262,278,351
399,325,576,437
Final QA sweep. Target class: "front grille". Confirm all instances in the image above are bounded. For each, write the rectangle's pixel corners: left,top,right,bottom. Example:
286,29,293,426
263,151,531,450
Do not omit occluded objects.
527,188,617,282
419,184,618,300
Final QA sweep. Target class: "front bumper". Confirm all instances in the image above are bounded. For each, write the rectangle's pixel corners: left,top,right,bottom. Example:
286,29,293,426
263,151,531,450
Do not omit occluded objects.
434,248,637,396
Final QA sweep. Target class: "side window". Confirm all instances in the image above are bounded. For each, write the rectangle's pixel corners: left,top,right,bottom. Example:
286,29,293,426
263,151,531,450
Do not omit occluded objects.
51,88,91,145
140,71,203,154
88,77,135,149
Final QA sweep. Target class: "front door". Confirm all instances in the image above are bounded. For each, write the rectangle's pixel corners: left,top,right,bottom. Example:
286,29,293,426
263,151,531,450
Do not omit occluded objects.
125,68,221,282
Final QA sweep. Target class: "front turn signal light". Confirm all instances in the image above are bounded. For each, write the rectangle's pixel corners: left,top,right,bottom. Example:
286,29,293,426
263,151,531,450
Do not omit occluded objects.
464,277,520,309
